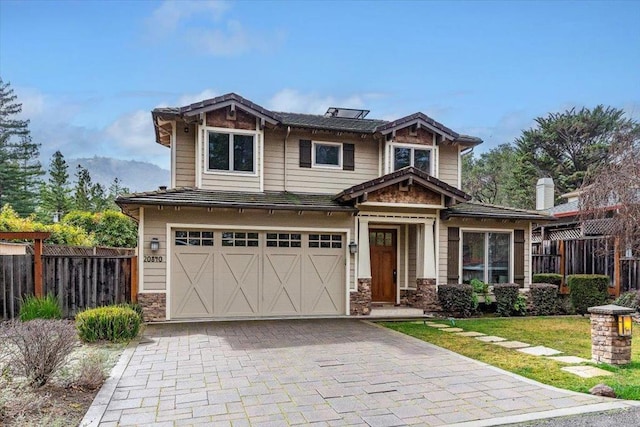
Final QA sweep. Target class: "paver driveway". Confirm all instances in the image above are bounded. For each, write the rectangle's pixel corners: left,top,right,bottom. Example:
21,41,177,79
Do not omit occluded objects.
90,319,623,426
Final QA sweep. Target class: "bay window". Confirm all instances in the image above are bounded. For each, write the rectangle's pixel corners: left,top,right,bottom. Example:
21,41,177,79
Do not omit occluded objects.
462,231,511,284
208,131,255,173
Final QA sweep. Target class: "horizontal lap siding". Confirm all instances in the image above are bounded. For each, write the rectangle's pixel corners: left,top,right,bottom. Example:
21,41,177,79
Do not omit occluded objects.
142,207,355,292
437,219,531,286
200,132,262,192
175,124,196,187
408,224,417,287
438,144,459,188
285,131,379,194
263,131,285,191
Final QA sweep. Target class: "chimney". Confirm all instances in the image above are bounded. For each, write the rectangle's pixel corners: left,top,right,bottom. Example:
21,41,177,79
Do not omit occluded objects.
536,178,554,210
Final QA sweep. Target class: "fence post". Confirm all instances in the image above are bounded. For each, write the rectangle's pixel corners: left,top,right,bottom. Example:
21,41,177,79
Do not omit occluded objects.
131,256,138,303
34,238,44,298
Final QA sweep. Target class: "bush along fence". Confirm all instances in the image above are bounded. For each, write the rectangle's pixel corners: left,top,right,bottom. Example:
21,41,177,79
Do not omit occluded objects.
0,250,137,319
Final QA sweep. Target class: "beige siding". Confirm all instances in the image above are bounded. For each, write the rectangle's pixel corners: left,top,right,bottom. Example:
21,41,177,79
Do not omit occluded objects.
285,131,380,194
437,218,531,286
174,123,196,187
438,144,459,188
263,130,285,192
141,207,355,291
199,136,262,192
408,224,417,288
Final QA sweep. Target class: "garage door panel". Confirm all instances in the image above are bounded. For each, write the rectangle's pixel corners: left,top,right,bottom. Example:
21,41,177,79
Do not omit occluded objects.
303,252,344,315
216,252,260,316
171,250,214,318
263,253,302,315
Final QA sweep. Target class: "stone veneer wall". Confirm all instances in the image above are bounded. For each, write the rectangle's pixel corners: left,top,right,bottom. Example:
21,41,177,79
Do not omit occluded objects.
589,305,634,365
138,293,166,322
416,278,441,313
350,278,372,315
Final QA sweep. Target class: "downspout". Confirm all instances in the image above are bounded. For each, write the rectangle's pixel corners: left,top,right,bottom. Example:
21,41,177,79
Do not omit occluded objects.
284,126,291,192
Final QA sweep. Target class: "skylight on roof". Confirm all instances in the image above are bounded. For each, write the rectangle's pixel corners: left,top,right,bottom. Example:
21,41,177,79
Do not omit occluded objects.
324,107,370,119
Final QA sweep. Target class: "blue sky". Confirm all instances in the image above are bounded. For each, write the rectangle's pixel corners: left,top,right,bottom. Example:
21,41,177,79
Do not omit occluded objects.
1,0,638,169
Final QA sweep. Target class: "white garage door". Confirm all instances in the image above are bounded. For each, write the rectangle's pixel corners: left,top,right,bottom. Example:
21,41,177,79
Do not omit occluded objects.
170,230,346,319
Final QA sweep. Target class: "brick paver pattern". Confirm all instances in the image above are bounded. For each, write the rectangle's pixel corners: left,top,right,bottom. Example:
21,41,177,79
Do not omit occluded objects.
99,319,605,426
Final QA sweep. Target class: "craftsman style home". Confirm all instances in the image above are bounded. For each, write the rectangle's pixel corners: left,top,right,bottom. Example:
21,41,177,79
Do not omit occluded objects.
117,93,550,321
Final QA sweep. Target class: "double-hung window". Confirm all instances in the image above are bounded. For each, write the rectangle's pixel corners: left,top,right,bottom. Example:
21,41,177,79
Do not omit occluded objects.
313,141,342,168
208,131,255,173
392,144,432,174
462,231,511,284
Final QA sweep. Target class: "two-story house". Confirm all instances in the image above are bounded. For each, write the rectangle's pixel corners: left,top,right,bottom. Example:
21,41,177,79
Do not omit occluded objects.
117,93,550,321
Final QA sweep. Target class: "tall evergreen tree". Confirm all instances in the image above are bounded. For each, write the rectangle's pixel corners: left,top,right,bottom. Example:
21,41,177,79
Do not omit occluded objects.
40,150,72,221
91,182,109,212
107,177,130,209
74,165,93,211
0,78,43,215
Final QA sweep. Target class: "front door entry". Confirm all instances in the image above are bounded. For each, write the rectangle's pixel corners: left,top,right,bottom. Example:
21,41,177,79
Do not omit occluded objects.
370,229,397,303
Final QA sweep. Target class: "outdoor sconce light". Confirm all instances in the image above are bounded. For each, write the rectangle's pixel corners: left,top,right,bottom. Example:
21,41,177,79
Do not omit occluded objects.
150,238,160,252
349,241,358,255
618,315,633,337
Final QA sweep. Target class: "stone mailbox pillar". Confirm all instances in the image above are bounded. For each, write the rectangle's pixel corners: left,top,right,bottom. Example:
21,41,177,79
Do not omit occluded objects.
588,304,635,365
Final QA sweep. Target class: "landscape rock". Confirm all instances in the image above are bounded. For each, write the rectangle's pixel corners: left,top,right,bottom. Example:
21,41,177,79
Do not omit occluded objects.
589,383,616,398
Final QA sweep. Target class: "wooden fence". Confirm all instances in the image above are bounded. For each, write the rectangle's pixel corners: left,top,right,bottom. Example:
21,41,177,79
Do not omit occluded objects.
1,254,137,319
532,237,639,296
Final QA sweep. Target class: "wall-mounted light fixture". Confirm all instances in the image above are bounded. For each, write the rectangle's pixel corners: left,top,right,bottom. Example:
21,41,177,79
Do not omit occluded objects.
349,241,358,255
184,125,189,133
618,314,633,337
150,237,160,252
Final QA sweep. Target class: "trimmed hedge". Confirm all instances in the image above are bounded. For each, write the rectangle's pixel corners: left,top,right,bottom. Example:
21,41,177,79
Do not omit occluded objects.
532,273,563,287
529,283,558,316
76,306,141,342
437,284,475,317
493,283,521,317
567,274,610,315
613,291,640,311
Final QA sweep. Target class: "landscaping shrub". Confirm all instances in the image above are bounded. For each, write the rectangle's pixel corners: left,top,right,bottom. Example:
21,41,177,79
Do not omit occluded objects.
69,354,106,391
556,294,576,315
118,302,144,322
437,284,475,317
493,283,521,317
19,294,62,321
529,283,558,316
0,319,78,387
532,273,563,287
76,305,141,342
567,274,610,315
613,291,640,311
470,278,488,294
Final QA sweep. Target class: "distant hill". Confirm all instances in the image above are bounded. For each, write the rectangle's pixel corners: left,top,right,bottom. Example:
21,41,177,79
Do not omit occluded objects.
67,157,170,193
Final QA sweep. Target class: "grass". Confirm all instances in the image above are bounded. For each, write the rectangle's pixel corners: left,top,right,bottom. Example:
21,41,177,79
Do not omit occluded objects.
382,316,640,400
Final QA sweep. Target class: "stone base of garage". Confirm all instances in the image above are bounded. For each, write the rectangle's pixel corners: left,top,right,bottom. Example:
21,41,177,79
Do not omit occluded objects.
138,293,166,322
350,278,372,316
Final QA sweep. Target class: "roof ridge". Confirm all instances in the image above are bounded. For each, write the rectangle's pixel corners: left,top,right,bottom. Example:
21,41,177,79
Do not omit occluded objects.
464,200,550,215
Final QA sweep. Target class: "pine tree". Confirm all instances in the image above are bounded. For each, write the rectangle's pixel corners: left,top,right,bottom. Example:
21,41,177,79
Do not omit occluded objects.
107,177,130,209
40,150,72,221
91,182,109,212
0,78,43,215
74,165,93,211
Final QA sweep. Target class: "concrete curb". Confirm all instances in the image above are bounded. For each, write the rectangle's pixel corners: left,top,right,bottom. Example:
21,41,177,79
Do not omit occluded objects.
78,339,140,427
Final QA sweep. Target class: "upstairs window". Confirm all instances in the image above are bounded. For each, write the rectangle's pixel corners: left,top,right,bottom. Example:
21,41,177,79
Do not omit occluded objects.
392,145,432,174
208,131,255,173
313,142,342,168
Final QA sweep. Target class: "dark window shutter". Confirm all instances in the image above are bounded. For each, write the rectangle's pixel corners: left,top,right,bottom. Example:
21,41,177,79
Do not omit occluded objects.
514,229,525,286
447,227,460,284
343,143,355,171
299,140,311,168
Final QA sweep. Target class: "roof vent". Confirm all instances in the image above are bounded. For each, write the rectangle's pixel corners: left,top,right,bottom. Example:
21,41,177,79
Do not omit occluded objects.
158,186,167,191
324,107,369,119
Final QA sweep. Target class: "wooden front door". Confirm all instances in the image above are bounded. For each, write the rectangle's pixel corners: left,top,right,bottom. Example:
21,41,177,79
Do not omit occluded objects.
370,229,397,303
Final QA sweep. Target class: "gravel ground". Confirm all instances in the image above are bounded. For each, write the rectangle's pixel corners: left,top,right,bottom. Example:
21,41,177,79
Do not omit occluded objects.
508,406,640,427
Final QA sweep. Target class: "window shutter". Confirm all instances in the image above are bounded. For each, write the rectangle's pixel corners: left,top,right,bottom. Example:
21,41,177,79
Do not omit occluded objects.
447,227,460,284
514,229,525,286
299,140,311,168
343,143,355,171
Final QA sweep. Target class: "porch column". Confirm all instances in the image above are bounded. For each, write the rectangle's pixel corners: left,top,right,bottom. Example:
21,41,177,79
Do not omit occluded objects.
417,219,436,278
351,218,372,315
416,219,439,313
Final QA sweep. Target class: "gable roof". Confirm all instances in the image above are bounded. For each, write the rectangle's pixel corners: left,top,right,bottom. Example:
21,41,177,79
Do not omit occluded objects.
116,188,356,213
335,166,471,204
441,201,556,221
151,92,482,146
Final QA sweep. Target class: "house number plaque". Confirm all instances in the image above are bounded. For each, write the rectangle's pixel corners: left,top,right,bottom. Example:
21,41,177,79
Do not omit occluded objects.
143,256,164,263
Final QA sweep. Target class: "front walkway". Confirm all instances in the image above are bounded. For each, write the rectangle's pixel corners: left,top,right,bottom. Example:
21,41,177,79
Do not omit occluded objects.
83,319,633,427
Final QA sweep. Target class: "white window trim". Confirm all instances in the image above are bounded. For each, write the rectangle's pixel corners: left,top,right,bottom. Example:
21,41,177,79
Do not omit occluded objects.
312,141,343,169
204,127,259,176
459,228,514,284
388,142,436,176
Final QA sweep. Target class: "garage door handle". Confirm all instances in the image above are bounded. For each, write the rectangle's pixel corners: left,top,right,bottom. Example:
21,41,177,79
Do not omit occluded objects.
393,269,397,284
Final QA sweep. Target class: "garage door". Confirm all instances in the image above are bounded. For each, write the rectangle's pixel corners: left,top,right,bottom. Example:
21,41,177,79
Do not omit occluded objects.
170,230,346,319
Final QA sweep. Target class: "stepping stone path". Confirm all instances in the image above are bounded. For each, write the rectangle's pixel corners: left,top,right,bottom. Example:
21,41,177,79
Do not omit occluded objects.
423,321,610,379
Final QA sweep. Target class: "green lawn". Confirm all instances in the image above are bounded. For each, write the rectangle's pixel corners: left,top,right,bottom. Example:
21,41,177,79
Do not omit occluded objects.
382,316,640,400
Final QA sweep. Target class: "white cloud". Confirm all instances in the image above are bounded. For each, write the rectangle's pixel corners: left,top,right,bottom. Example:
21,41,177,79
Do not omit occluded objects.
267,89,376,114
176,89,217,107
14,87,46,119
143,0,284,56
